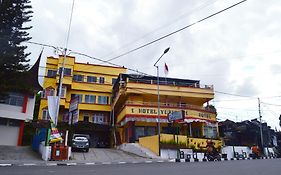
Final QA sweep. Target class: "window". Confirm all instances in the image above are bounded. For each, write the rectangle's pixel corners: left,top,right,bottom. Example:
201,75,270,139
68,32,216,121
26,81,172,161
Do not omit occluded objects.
204,126,217,139
83,114,89,122
112,78,117,85
98,96,108,104
99,77,105,84
73,74,84,82
1,94,24,106
87,76,97,83
59,67,72,76
42,109,49,120
92,113,105,124
60,86,66,98
47,69,57,77
42,88,55,98
71,94,83,103
85,95,96,103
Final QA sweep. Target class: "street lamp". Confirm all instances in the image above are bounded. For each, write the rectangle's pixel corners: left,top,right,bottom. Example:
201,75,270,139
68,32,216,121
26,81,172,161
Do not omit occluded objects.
153,47,170,156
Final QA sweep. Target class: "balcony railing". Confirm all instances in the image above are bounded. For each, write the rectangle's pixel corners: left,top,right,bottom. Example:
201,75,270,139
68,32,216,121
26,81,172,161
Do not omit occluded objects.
125,101,216,113
128,78,213,89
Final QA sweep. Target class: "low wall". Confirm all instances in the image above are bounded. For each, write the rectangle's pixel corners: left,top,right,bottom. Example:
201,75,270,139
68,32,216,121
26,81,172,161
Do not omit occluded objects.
139,135,159,156
39,142,51,161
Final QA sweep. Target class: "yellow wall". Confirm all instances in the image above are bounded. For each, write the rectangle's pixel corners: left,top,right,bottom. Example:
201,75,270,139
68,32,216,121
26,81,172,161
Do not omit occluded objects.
116,105,216,124
38,55,126,120
139,135,159,156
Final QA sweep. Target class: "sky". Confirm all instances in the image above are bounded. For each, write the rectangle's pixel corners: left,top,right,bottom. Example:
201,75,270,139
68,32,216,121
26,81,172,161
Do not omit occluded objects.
25,0,281,130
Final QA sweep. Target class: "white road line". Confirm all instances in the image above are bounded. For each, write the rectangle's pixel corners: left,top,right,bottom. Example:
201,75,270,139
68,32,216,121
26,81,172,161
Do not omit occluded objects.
0,164,12,167
46,163,57,166
23,163,36,166
85,163,96,165
145,161,153,163
102,162,111,165
66,163,77,166
157,160,164,163
168,159,176,162
118,162,127,164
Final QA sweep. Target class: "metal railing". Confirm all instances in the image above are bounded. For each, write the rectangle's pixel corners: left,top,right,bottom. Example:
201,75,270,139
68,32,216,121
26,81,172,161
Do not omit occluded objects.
125,101,216,113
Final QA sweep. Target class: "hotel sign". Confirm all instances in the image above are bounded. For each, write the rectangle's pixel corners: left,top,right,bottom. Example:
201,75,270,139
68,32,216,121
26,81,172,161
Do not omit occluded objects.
127,106,216,121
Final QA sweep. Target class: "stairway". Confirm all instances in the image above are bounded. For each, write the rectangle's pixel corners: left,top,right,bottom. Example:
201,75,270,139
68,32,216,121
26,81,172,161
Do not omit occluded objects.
117,143,161,159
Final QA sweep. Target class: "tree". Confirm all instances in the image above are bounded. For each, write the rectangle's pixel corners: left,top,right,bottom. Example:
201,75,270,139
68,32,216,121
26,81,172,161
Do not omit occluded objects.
0,0,33,97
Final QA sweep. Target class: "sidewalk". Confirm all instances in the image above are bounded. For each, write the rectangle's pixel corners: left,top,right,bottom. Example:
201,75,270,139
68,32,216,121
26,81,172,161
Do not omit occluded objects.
0,146,161,166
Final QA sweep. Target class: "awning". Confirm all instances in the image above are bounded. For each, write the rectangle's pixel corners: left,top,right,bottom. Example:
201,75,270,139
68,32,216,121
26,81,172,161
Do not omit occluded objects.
119,115,217,126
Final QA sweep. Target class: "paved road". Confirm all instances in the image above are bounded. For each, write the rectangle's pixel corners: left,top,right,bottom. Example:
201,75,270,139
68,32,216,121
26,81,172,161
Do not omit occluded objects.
1,159,280,175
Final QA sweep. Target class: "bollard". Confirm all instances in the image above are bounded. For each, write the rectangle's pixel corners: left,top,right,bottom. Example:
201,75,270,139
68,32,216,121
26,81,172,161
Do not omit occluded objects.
179,151,185,159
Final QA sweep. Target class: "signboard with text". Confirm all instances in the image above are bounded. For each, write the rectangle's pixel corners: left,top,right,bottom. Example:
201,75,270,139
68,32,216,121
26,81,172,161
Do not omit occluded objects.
168,110,185,122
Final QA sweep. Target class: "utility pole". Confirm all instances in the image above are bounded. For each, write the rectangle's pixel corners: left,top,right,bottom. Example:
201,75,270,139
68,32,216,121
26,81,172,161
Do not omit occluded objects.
258,98,264,152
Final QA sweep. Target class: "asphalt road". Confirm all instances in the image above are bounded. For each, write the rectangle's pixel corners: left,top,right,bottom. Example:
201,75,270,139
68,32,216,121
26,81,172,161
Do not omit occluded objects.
1,159,280,175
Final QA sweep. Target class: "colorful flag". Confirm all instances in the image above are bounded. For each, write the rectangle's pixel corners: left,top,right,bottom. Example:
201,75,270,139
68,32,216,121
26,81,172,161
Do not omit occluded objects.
49,121,63,143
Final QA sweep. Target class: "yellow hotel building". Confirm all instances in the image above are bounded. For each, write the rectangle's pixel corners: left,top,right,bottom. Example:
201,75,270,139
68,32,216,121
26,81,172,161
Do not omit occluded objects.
38,55,126,147
112,74,222,154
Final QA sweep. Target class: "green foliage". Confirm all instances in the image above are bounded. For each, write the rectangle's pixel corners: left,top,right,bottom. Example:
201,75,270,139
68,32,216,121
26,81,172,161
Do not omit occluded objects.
0,0,33,96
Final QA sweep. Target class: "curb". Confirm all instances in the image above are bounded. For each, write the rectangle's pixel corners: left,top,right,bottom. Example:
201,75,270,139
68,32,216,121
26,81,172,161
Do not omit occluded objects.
172,156,278,163
0,157,278,167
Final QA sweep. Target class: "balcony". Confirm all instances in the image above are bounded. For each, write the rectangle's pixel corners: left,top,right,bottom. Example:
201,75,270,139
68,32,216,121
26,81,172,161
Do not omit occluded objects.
125,101,216,113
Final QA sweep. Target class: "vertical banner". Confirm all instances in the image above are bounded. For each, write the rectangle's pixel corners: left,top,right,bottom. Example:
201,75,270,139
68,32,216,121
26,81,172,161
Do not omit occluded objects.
69,96,79,124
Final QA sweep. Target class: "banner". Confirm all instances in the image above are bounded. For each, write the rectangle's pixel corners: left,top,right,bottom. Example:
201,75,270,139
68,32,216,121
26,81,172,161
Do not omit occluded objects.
47,96,58,122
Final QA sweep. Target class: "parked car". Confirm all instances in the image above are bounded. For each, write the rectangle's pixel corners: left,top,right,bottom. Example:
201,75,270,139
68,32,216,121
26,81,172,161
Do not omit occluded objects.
71,134,90,152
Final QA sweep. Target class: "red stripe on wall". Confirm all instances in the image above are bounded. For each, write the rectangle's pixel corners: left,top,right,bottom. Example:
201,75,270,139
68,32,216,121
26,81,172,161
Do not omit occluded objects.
22,95,28,113
17,121,24,146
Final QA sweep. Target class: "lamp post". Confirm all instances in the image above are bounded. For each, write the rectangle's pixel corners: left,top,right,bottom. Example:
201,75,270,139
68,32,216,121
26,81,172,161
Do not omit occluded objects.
153,47,170,156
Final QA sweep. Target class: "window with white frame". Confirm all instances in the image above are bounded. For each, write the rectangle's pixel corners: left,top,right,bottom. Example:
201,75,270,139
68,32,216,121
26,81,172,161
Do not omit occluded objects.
1,94,24,106
85,95,96,103
42,109,49,120
73,74,84,82
87,76,97,83
99,77,105,84
98,96,108,104
92,113,105,124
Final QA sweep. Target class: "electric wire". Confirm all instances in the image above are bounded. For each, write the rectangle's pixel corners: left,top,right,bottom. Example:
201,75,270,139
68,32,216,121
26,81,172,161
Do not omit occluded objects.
106,0,248,62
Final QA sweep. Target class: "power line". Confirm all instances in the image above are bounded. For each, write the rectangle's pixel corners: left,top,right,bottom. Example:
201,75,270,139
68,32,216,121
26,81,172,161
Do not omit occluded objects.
106,0,248,62
25,41,151,76
261,102,281,107
214,90,252,98
102,0,220,59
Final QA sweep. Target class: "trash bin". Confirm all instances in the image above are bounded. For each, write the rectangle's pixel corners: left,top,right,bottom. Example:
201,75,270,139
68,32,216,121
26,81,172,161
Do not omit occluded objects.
51,144,69,160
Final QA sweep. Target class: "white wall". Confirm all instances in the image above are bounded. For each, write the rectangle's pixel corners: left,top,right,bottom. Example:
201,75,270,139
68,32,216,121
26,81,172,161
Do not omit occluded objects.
26,95,36,117
0,125,19,146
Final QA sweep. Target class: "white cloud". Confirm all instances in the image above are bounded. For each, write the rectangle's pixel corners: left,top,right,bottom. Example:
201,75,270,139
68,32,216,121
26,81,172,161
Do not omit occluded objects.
25,0,281,130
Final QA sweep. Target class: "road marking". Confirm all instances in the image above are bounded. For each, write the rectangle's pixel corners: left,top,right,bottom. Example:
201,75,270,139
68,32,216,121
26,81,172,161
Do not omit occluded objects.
157,160,164,163
0,164,12,167
102,162,111,165
118,162,127,164
132,161,139,164
23,163,36,166
145,161,153,163
66,163,77,166
85,163,96,165
168,159,175,162
46,163,57,166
